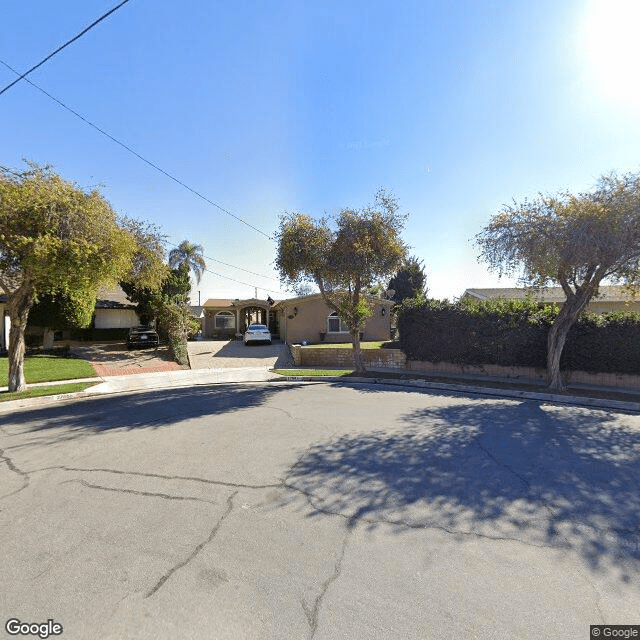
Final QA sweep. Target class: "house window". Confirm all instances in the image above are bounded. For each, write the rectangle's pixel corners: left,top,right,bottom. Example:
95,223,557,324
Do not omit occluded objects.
327,312,348,333
215,311,236,329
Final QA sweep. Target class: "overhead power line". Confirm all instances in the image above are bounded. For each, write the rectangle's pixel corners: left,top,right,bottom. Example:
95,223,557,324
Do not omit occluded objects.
197,265,287,297
160,238,281,283
0,0,133,97
0,59,273,239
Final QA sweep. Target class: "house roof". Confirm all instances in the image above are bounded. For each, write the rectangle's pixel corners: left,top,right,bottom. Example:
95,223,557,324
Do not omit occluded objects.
463,285,639,303
203,297,282,308
0,288,137,309
95,286,137,309
203,299,234,308
271,292,394,308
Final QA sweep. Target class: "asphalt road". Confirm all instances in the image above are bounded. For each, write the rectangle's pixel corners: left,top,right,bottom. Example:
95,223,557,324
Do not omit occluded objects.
1,382,639,639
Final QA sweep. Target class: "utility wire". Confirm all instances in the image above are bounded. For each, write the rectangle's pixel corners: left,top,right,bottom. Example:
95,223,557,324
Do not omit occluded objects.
0,60,274,239
0,0,133,97
160,239,280,283
197,264,287,297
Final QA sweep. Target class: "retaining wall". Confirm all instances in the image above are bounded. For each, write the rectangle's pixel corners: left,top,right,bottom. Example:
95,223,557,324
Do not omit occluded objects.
288,344,640,390
407,360,640,389
290,345,406,369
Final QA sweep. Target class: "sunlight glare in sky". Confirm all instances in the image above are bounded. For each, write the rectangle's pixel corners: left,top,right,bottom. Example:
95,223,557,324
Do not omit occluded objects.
583,0,640,105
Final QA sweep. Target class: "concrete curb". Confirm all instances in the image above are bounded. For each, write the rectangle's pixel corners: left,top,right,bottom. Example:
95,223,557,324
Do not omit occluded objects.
269,375,640,413
0,367,280,413
3,370,640,414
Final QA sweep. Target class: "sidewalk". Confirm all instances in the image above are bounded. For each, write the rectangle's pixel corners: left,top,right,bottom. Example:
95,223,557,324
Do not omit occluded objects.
0,366,280,412
3,364,640,413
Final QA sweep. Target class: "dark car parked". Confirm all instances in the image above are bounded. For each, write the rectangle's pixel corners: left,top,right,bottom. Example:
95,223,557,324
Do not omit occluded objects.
127,326,159,349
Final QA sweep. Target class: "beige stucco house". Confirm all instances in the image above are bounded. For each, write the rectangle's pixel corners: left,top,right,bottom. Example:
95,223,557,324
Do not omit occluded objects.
203,293,394,343
462,285,640,313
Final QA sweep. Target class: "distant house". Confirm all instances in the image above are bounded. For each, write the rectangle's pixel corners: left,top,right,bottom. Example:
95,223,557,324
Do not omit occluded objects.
203,293,393,343
94,287,141,328
462,285,640,313
1,287,140,351
1,290,393,350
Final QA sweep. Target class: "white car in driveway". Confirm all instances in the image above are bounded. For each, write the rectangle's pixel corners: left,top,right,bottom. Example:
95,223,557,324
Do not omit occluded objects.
243,323,272,345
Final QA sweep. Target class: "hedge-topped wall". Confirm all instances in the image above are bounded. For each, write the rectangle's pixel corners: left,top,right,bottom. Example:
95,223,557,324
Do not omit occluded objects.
397,297,640,375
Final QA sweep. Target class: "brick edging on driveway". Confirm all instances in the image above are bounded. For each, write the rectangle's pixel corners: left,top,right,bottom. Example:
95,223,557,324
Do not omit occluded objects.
90,362,185,377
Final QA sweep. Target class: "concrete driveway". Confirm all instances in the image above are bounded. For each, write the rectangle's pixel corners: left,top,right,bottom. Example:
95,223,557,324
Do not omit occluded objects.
1,382,639,639
187,338,293,370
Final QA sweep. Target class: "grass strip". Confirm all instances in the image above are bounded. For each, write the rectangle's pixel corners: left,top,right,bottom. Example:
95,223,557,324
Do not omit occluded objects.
274,369,355,377
300,341,388,349
0,381,99,403
0,354,97,386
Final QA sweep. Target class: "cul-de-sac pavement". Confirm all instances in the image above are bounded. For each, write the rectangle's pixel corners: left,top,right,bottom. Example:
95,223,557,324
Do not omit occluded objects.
1,380,639,639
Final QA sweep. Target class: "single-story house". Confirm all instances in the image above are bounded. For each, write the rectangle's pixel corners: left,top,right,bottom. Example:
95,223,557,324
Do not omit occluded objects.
462,285,640,313
1,287,141,351
203,293,394,343
94,287,141,328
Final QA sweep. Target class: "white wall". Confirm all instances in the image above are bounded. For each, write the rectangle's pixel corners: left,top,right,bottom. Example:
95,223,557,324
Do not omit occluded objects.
1,307,9,350
94,309,140,329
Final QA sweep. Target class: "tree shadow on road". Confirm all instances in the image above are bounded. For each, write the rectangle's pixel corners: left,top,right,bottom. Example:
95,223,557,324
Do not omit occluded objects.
2,383,305,449
285,397,640,583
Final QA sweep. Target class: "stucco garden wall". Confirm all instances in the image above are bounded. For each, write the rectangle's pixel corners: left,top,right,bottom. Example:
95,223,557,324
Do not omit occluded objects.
407,360,640,389
290,345,406,368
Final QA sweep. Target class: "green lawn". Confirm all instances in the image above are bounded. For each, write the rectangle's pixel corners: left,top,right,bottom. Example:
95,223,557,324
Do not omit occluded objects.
302,341,388,349
0,354,97,386
274,369,355,377
0,381,99,402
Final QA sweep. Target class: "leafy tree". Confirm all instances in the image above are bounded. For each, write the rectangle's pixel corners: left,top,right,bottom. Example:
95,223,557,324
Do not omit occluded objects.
168,240,206,285
276,190,407,372
475,171,640,390
117,215,168,291
121,264,192,365
27,290,96,349
387,255,428,303
0,164,140,391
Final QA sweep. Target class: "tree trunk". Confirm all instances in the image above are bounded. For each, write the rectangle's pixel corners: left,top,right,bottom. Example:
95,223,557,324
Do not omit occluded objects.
546,292,591,391
351,329,366,374
7,282,35,392
43,327,55,350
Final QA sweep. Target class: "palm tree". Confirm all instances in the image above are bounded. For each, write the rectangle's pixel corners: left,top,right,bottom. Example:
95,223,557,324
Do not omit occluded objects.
168,240,206,284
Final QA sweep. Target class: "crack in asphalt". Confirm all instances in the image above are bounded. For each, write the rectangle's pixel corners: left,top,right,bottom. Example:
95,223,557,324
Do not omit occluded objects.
281,479,574,550
27,462,637,551
572,559,606,624
145,491,237,598
78,480,219,505
301,526,351,639
28,465,282,490
0,447,30,501
474,438,565,528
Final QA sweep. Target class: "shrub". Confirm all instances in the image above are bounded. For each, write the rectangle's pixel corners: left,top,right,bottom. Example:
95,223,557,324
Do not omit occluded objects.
397,298,640,374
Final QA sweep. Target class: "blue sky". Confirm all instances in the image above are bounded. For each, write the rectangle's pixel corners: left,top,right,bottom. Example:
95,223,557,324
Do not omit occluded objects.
2,0,640,302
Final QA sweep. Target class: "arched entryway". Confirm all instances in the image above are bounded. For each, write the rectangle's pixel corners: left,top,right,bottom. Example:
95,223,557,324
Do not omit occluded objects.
238,305,268,332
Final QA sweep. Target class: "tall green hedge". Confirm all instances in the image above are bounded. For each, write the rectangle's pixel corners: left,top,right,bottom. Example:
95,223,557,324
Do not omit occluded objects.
397,297,640,374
